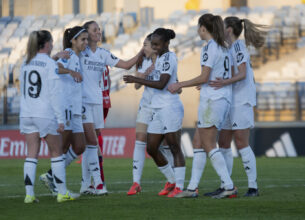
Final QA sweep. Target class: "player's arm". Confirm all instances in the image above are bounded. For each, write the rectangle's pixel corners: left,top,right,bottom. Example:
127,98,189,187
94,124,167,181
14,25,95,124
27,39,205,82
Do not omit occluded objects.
124,74,170,90
52,51,70,61
115,49,144,70
168,66,211,93
134,71,146,89
209,63,246,89
57,63,82,82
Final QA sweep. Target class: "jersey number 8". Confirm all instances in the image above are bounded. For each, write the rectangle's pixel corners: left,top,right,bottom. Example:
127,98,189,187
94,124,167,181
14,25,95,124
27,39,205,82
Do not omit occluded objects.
23,70,42,98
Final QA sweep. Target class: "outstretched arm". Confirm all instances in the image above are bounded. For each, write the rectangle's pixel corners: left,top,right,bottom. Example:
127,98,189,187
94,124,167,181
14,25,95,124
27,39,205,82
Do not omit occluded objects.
124,74,170,90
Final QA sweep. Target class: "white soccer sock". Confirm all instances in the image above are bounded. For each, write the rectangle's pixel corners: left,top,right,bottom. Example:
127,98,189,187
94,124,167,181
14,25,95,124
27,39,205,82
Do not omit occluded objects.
65,147,78,167
209,148,234,190
219,148,233,176
86,145,103,188
24,158,38,196
81,148,91,187
239,146,258,189
159,145,174,168
132,140,146,184
174,167,186,189
187,149,206,190
51,155,67,195
158,163,175,184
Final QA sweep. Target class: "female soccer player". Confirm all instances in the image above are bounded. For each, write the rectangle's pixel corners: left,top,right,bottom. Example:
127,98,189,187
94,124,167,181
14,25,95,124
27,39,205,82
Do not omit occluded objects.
80,20,143,195
20,30,78,203
208,17,266,197
126,33,174,196
39,26,89,195
168,14,237,198
124,28,185,198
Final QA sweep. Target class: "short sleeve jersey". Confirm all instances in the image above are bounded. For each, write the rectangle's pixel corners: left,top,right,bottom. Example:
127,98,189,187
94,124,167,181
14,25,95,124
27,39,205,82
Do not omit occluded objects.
200,39,232,103
230,40,256,106
138,58,155,108
57,48,82,115
80,47,119,104
150,52,181,108
20,53,60,120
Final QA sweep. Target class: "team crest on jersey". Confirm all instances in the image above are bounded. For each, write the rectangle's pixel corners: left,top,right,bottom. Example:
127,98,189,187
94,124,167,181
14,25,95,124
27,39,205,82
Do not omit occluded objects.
162,62,170,71
237,52,244,63
202,53,208,62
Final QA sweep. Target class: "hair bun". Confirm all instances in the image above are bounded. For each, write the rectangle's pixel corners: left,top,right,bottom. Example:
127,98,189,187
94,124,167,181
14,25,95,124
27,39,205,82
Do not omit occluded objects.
166,29,176,39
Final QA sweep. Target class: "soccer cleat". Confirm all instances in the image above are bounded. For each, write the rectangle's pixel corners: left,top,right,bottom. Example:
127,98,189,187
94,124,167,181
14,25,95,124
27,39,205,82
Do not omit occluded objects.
174,188,199,198
95,184,108,196
203,188,224,197
24,195,39,204
167,187,183,198
158,182,176,196
244,188,259,197
39,173,58,195
212,187,238,199
80,184,95,195
57,191,79,203
127,182,141,196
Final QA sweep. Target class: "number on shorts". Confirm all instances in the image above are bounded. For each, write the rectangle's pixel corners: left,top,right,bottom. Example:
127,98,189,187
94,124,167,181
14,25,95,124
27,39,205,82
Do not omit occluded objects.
23,70,42,98
223,56,230,80
65,109,72,120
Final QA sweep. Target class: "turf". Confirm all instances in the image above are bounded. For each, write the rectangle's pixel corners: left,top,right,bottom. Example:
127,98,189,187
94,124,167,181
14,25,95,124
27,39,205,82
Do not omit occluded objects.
0,157,305,220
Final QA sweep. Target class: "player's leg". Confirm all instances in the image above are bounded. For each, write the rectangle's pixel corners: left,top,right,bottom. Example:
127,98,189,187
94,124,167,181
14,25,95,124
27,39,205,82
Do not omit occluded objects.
23,129,40,203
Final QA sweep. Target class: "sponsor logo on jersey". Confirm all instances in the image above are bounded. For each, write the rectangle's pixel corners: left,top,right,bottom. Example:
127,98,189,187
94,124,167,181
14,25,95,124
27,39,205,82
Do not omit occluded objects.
111,54,118,60
236,52,244,63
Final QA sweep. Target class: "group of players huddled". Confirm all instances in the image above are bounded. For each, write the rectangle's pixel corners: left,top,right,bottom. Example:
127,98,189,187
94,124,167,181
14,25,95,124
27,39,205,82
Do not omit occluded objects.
20,13,266,203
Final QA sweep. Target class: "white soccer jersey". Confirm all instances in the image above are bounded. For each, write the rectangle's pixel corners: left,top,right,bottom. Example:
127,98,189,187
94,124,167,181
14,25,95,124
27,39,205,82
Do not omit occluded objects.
138,58,154,107
200,39,232,103
149,51,181,108
57,48,82,115
20,53,64,123
80,47,119,104
230,40,256,106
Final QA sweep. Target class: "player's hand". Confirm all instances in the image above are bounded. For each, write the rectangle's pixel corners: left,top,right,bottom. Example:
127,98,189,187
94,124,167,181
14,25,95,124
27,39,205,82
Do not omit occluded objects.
209,77,225,89
144,64,154,76
53,51,70,61
123,75,136,83
70,71,83,82
168,83,181,94
57,123,65,133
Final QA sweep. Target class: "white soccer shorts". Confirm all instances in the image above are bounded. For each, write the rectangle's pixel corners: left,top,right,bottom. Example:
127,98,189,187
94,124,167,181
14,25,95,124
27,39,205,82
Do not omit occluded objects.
20,117,59,137
81,103,104,129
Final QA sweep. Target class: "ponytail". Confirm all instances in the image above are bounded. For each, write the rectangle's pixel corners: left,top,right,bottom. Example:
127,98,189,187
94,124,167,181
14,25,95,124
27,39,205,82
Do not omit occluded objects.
26,30,52,64
243,18,267,48
225,16,267,48
63,26,87,49
198,14,226,48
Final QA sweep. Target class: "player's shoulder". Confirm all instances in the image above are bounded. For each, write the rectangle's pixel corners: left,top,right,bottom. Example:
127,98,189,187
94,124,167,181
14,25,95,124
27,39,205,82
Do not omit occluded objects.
232,40,246,53
160,51,176,63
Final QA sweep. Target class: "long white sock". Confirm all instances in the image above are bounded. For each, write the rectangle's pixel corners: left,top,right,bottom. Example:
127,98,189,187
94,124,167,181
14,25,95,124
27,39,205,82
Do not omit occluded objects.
86,145,103,188
132,140,146,184
81,148,91,187
209,148,234,190
24,158,38,196
65,147,78,167
187,149,206,190
174,167,186,189
51,155,67,195
219,148,233,189
159,145,174,168
158,163,175,184
239,146,258,189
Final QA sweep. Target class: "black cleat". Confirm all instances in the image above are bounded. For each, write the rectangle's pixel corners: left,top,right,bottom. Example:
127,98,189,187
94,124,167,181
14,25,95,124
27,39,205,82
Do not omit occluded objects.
244,188,259,197
203,188,224,197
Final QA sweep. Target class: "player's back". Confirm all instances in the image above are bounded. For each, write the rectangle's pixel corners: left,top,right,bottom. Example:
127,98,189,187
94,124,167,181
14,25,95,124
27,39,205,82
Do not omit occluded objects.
20,53,59,120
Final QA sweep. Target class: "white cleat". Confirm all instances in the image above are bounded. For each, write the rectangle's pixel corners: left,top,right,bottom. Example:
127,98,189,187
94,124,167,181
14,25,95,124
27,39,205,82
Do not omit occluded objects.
80,184,96,195
95,184,108,196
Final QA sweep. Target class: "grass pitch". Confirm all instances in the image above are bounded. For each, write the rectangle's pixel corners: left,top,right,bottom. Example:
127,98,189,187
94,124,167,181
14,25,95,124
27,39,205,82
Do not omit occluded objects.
0,157,305,220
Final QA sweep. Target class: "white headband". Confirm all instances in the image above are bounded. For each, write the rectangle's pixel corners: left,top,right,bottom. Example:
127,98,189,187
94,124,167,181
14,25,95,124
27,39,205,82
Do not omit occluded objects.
70,29,86,42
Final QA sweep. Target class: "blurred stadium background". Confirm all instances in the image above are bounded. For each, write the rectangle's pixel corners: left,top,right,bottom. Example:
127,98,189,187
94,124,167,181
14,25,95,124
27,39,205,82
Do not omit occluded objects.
0,0,305,159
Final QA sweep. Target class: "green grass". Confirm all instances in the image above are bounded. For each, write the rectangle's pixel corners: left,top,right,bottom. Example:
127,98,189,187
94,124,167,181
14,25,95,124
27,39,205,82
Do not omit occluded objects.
0,157,305,220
